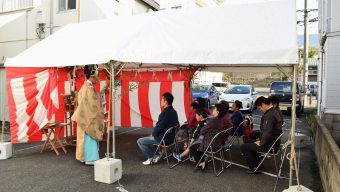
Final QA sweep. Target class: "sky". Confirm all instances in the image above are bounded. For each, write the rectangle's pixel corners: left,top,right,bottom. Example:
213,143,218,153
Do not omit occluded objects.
157,0,319,34
296,0,318,35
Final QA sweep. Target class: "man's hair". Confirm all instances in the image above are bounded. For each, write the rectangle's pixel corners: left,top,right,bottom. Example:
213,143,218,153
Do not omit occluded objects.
268,95,280,106
215,103,227,118
234,100,243,109
191,101,199,109
255,96,271,106
84,65,98,79
162,92,174,105
219,100,229,112
196,97,206,108
195,108,208,118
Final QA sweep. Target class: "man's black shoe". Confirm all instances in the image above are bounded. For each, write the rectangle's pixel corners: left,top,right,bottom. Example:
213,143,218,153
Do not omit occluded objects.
246,168,262,174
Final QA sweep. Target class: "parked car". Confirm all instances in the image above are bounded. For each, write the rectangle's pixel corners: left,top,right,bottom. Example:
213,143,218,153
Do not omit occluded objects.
307,83,317,96
219,84,257,112
191,84,220,107
212,82,229,94
269,81,304,116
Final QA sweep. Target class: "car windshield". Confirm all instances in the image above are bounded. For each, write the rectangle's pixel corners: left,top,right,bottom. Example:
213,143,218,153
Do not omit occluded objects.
192,85,208,93
212,83,227,88
224,86,250,94
271,82,292,92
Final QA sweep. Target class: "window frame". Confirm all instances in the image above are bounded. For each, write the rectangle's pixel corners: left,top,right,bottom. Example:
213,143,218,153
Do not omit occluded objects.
58,0,77,13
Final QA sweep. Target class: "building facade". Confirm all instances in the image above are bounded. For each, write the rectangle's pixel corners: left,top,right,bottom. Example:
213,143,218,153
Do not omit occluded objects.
0,0,153,121
318,0,340,143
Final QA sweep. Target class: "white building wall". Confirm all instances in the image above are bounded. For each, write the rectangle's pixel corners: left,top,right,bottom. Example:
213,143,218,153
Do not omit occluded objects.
319,0,340,115
195,71,223,84
331,0,340,32
0,0,151,62
324,36,340,113
0,0,151,121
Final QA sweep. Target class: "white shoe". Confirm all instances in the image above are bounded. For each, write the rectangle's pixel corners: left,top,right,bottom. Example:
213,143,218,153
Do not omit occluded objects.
85,161,95,165
152,155,161,164
142,158,153,165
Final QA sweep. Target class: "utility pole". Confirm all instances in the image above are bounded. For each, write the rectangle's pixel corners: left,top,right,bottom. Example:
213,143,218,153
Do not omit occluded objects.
302,0,309,103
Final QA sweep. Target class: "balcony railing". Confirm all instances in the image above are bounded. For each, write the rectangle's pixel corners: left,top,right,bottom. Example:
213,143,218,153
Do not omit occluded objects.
0,0,34,13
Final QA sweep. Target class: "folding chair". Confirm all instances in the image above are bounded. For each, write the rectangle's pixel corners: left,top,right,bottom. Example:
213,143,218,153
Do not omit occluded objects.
151,124,180,169
254,132,285,173
232,119,247,145
194,128,231,177
223,120,247,164
175,123,189,151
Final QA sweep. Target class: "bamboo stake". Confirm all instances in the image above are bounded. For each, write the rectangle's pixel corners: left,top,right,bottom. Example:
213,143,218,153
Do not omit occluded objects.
106,66,111,160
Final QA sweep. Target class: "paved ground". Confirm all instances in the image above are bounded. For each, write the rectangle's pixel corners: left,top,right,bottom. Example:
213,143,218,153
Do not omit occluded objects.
0,108,322,192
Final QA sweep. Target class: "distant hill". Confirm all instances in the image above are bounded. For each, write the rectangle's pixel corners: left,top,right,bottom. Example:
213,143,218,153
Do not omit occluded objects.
298,34,319,47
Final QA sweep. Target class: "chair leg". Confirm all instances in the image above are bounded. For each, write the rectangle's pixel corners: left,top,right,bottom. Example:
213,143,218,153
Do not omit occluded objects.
224,148,232,169
273,154,278,173
211,153,217,175
164,147,171,168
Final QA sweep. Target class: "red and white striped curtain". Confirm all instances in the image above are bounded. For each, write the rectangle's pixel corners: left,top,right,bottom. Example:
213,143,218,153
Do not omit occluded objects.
6,68,195,143
6,67,59,143
115,70,195,128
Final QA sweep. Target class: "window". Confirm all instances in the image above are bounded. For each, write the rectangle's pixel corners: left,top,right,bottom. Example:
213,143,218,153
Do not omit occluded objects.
270,82,292,93
59,0,77,12
224,86,250,94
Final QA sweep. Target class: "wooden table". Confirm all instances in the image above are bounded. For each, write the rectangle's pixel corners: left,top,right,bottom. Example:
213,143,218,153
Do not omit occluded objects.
40,122,68,156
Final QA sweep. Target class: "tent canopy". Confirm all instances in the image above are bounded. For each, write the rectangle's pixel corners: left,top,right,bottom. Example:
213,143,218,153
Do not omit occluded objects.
5,0,298,72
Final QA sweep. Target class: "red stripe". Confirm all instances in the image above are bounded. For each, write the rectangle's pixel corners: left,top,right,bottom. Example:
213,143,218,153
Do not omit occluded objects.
40,68,58,120
6,67,48,143
23,75,42,142
184,82,191,119
6,72,19,143
159,82,173,111
120,81,131,127
138,81,153,127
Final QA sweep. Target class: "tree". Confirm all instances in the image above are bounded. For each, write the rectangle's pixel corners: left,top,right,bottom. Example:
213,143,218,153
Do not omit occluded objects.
299,46,318,58
308,47,318,58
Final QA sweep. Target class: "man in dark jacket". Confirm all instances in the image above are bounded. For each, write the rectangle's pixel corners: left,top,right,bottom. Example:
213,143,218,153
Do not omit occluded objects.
137,92,179,165
240,96,282,174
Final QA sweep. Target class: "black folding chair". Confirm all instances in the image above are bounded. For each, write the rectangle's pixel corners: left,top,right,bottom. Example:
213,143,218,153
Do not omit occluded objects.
254,132,285,173
151,124,180,169
194,128,231,177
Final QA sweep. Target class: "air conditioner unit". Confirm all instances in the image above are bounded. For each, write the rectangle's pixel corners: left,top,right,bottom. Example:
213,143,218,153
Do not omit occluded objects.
36,11,47,24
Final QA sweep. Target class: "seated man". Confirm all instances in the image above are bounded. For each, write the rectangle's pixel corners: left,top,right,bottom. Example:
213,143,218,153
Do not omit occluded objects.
240,96,283,174
231,100,244,136
137,92,179,165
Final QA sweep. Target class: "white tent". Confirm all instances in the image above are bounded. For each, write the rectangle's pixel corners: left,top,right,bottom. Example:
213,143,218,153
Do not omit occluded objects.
5,0,298,72
5,0,300,185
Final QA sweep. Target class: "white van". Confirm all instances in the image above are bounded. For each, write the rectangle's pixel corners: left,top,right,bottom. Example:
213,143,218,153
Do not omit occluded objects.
212,82,229,94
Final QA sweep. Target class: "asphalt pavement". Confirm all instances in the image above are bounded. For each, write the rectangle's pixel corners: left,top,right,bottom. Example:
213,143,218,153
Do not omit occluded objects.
0,108,322,192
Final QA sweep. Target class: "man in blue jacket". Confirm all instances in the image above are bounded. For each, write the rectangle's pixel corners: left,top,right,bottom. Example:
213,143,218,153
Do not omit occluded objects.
137,92,179,165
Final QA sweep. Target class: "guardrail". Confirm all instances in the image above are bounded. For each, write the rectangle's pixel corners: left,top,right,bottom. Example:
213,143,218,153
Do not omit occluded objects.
314,116,340,192
0,0,33,13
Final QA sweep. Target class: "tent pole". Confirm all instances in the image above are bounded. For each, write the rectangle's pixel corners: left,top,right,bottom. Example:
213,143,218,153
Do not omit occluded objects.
1,102,6,142
289,64,297,186
111,61,116,158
